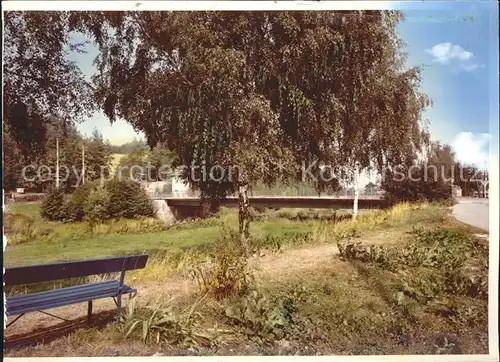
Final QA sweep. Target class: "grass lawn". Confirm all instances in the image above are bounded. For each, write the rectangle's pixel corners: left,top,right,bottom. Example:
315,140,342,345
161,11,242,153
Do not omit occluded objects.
4,201,479,270
4,201,462,272
3,205,322,267
4,218,318,267
7,202,42,220
4,201,468,269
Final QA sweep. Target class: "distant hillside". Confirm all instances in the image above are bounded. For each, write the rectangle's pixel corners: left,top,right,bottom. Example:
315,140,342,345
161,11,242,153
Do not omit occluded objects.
107,139,148,154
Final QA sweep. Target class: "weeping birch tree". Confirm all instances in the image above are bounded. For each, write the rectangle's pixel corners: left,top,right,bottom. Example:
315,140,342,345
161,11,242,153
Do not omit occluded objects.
62,10,430,253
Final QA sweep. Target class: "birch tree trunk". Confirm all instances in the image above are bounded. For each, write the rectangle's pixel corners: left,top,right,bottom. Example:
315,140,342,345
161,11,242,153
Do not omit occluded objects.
353,162,360,220
238,183,250,256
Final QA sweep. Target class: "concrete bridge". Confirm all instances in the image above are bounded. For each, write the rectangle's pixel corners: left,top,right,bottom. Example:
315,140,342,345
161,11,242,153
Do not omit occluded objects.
151,195,388,223
163,195,386,209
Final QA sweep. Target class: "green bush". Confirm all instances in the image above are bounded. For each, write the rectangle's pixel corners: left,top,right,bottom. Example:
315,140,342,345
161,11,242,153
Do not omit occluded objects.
65,183,97,221
40,187,67,221
91,217,167,235
84,187,111,223
105,179,154,219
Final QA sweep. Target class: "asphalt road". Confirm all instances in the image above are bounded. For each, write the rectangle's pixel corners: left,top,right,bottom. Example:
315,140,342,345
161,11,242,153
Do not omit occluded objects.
452,197,489,232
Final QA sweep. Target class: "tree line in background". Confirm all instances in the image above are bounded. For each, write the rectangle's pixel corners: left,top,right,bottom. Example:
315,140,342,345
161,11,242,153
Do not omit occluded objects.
382,141,488,203
115,146,177,181
3,11,489,252
107,138,149,154
40,179,154,224
3,118,111,192
4,120,177,193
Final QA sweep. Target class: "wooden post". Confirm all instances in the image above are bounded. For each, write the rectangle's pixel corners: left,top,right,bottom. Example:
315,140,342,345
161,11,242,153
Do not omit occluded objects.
56,138,59,188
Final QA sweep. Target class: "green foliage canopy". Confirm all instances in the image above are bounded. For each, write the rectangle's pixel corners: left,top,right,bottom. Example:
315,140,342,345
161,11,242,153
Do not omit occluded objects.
74,11,431,197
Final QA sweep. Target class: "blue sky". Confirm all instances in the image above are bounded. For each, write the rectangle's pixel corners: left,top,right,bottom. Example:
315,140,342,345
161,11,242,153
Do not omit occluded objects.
73,1,498,170
390,0,498,170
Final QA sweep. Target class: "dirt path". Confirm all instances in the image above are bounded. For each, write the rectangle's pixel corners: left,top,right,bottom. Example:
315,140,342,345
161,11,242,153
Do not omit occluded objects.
251,243,339,280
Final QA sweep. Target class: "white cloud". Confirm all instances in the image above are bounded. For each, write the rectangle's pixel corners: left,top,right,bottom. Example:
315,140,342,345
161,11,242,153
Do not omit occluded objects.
426,42,474,64
425,42,483,73
452,132,490,168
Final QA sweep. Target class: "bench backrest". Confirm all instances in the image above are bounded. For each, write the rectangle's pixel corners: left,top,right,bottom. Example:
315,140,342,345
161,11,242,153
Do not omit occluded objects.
4,254,149,286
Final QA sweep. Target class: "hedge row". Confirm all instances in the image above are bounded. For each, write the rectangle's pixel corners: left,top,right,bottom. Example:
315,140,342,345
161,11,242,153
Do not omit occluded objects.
41,180,155,222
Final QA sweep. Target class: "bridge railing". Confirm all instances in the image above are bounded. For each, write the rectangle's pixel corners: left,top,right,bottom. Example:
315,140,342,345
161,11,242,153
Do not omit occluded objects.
247,187,384,198
149,187,384,199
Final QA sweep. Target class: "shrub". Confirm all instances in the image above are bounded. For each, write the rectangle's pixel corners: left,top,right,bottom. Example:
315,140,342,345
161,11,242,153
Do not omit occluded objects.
91,217,167,235
338,228,488,304
40,187,67,221
40,180,155,222
436,198,458,207
191,228,253,300
224,290,294,340
253,234,283,253
383,179,451,205
4,210,57,245
65,183,97,221
338,240,392,266
105,179,154,219
167,217,222,231
84,187,111,224
120,296,218,347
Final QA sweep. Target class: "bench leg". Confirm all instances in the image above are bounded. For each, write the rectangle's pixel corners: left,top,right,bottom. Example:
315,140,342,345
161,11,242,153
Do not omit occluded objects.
88,300,93,326
115,294,122,324
6,313,25,328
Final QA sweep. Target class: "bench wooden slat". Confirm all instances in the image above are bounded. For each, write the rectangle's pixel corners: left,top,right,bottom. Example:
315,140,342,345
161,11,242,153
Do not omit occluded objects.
6,286,121,315
4,254,148,286
7,289,129,316
7,280,119,307
6,280,118,302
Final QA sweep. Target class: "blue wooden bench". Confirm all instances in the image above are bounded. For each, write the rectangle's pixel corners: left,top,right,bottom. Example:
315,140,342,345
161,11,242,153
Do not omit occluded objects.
4,254,148,328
